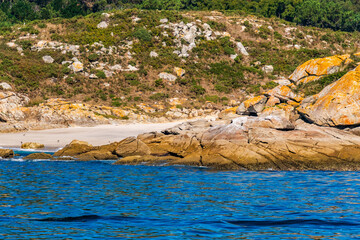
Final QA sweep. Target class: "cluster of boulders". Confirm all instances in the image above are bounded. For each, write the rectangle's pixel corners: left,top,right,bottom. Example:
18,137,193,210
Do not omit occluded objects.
231,54,354,129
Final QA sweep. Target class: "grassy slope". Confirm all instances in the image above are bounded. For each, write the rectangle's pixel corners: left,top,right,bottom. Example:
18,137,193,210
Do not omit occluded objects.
0,9,358,111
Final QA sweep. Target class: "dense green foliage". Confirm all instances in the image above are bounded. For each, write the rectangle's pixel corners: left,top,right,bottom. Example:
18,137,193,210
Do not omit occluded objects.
2,0,360,32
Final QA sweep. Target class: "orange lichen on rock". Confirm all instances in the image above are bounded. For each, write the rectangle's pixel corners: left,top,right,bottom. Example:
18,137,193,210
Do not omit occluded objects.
236,95,268,115
289,54,350,83
265,85,303,102
298,65,360,126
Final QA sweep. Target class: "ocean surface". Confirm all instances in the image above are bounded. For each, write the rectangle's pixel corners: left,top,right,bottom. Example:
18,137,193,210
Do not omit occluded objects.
0,149,360,239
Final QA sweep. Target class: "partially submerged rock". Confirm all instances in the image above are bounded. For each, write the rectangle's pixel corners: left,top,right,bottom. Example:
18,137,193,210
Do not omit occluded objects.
54,140,94,157
24,153,52,160
0,149,14,159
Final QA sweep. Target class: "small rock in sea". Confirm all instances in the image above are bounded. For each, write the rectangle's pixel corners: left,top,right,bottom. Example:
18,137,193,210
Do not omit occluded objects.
24,153,53,160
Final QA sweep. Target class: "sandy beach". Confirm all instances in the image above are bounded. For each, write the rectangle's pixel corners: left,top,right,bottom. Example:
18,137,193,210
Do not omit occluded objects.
0,122,182,149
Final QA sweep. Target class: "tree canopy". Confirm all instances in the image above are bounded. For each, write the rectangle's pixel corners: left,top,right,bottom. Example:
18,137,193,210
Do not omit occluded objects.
1,0,360,32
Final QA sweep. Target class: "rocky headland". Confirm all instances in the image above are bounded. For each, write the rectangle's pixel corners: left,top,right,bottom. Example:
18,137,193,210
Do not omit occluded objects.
17,53,360,171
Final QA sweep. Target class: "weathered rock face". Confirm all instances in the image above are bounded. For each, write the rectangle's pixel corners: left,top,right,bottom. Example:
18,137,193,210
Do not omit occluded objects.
298,65,360,127
54,140,94,157
0,91,29,122
0,149,14,159
113,118,360,170
53,140,119,160
289,54,350,84
21,142,45,149
260,103,299,123
236,95,267,115
265,85,303,103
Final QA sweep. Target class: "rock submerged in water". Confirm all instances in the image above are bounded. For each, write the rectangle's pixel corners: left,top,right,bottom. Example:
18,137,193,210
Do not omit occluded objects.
24,153,53,160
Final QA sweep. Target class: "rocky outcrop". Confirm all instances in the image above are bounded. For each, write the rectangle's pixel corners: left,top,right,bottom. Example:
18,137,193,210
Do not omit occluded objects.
289,54,350,84
53,140,94,157
53,140,119,160
0,91,29,122
236,95,267,115
21,142,44,149
113,118,360,170
0,149,14,159
298,65,360,127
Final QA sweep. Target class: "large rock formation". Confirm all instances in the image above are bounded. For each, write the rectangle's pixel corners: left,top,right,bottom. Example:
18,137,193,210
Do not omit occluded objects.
289,54,351,84
112,118,360,170
298,65,360,127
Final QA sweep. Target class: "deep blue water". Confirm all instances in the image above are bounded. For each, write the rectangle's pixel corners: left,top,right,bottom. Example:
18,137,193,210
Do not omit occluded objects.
0,150,360,239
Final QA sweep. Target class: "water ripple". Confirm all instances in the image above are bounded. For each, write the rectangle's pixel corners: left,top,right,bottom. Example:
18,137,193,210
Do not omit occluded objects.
0,150,360,239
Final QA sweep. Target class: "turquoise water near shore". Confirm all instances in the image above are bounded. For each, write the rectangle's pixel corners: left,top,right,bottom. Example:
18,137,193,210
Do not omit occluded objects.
1,150,360,239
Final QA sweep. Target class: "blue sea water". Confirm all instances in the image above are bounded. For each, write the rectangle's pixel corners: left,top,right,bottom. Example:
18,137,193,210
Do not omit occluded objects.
0,150,360,239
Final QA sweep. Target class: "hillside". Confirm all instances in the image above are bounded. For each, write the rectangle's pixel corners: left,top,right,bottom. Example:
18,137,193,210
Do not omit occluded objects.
0,9,359,130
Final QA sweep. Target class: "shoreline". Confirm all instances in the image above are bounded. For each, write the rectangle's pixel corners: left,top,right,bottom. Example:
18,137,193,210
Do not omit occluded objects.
0,121,183,149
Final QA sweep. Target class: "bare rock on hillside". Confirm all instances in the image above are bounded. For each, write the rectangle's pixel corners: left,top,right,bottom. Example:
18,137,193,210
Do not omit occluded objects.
236,95,267,115
298,65,360,127
97,21,108,29
0,82,12,91
236,42,249,56
0,91,30,122
159,72,177,82
289,54,350,84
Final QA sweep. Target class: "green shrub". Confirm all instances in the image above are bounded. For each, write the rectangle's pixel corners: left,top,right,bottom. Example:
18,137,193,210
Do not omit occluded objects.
96,70,106,79
88,53,99,62
154,79,164,87
133,28,152,41
207,21,226,31
16,40,33,50
190,85,206,95
264,81,279,89
247,84,261,94
124,73,140,86
205,95,219,103
298,71,347,96
149,93,169,100
37,23,47,28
